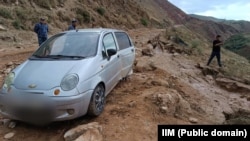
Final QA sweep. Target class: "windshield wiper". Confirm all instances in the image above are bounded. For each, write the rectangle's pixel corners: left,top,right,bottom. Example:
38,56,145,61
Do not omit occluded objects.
30,54,46,58
46,55,85,59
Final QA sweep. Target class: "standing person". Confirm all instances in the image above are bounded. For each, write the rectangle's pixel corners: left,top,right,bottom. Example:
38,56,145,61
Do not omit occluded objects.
68,19,77,30
34,17,49,46
207,35,223,67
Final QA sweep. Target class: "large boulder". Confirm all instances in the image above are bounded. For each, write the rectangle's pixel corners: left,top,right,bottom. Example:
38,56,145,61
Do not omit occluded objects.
216,77,250,93
64,122,103,141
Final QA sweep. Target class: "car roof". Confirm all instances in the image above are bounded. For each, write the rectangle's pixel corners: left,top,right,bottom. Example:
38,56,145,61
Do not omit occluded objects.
64,28,125,34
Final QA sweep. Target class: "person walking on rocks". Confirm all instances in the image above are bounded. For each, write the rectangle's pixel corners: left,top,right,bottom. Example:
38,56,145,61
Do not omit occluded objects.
34,17,49,46
207,35,223,67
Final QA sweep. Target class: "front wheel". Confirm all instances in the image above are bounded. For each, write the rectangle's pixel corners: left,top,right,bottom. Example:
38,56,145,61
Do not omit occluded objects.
87,84,105,116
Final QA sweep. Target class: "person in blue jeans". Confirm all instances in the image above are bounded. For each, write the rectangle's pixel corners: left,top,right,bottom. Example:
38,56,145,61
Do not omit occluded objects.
207,35,223,67
34,17,49,46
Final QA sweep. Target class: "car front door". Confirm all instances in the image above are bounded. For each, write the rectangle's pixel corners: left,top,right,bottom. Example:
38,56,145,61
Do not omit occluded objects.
101,32,122,94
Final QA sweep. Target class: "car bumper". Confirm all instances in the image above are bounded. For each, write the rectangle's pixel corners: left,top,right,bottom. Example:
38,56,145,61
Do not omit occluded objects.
0,89,93,124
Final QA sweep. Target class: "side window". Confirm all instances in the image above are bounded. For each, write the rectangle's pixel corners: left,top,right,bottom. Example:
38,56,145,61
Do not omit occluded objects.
115,32,132,50
102,33,117,56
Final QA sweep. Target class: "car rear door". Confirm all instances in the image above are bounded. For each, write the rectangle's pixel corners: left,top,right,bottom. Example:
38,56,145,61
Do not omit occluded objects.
114,32,135,78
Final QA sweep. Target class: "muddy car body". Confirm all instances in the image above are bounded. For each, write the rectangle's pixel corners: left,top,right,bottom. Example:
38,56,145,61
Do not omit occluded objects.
0,28,135,124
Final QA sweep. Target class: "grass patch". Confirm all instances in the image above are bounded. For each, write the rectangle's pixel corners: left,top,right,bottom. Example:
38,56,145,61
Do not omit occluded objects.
33,0,58,10
76,8,91,23
191,39,203,55
141,18,148,26
96,7,105,16
0,7,12,19
12,20,23,29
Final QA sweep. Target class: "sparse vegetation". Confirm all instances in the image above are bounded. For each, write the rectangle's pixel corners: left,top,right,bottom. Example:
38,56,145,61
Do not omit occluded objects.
33,0,58,10
191,39,203,55
12,20,23,29
224,34,250,60
76,8,91,23
0,7,12,19
96,7,105,16
141,18,148,26
224,34,249,50
57,10,70,22
15,8,27,21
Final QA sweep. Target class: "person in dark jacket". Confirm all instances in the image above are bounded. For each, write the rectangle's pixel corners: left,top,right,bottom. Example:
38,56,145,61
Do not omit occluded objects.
68,19,77,30
207,35,223,67
34,17,49,46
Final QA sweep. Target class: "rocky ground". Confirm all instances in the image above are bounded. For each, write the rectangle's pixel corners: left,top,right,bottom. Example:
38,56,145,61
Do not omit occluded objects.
0,28,250,141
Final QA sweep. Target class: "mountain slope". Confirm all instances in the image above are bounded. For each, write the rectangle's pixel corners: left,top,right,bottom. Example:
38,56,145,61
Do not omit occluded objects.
190,14,250,33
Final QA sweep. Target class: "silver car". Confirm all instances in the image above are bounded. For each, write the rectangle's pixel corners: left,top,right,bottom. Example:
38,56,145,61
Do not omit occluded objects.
0,28,135,124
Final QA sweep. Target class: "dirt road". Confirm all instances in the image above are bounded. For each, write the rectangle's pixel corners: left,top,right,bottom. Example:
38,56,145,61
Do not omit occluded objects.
0,28,249,141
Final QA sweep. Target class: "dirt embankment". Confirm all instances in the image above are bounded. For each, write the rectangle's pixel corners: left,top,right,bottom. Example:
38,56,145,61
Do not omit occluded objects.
0,28,250,141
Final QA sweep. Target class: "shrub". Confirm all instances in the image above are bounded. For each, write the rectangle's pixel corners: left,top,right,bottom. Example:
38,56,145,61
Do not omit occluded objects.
33,0,57,10
12,20,23,29
0,8,12,19
141,18,148,26
76,8,90,23
96,7,105,16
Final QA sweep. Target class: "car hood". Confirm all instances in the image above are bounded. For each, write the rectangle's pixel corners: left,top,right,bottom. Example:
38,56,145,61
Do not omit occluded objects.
13,59,93,90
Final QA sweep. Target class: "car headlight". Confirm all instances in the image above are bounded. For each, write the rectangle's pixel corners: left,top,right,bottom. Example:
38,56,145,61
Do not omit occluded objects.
2,72,15,90
60,74,79,91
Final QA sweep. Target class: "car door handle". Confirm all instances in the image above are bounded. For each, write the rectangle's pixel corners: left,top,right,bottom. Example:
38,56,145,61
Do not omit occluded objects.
117,55,120,58
131,49,134,52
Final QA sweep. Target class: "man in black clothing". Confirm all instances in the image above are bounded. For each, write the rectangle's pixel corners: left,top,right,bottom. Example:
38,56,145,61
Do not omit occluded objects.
207,35,223,67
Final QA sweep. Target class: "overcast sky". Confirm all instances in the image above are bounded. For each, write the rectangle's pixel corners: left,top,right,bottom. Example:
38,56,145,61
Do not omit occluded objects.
168,0,250,21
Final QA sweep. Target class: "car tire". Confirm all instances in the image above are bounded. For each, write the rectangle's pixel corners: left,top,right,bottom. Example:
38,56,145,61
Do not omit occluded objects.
88,84,105,116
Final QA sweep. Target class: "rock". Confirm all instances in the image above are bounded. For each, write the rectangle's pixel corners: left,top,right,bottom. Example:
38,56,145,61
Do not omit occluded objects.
64,122,102,141
9,121,16,129
151,80,169,87
3,119,11,126
15,0,19,5
155,90,192,116
74,128,103,141
205,75,214,84
173,52,179,57
141,44,154,57
0,25,7,31
160,106,168,113
216,78,250,93
189,117,198,123
6,62,14,66
4,132,15,139
128,101,136,107
202,67,220,76
4,68,12,74
142,48,154,56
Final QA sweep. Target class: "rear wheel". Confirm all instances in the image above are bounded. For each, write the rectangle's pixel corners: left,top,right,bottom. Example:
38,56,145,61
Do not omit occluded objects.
88,84,105,116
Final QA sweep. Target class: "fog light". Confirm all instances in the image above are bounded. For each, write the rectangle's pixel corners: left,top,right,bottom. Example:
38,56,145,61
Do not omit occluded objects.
54,89,60,96
67,109,75,115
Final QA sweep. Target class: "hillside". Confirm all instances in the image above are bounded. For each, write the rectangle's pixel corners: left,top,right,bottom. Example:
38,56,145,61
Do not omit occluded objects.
0,0,250,141
190,14,250,33
224,33,250,60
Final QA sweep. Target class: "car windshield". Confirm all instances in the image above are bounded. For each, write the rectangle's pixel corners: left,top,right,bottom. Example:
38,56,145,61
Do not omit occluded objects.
31,32,100,59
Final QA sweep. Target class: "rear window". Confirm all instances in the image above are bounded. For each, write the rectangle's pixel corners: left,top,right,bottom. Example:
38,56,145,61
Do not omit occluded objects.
115,32,132,50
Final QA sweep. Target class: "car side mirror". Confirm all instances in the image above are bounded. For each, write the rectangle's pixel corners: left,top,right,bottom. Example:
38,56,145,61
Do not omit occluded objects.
107,49,117,57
